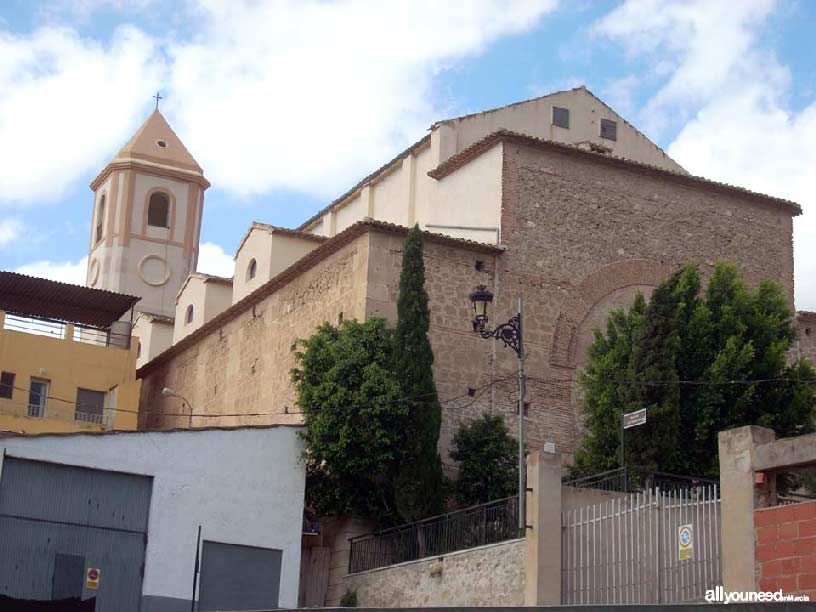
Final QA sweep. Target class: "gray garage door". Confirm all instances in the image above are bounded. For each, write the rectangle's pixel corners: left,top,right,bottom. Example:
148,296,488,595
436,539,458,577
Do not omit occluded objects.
0,457,152,612
198,540,282,611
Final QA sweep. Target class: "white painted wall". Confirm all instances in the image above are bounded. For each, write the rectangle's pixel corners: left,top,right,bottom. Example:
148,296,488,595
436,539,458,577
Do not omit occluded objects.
0,425,305,608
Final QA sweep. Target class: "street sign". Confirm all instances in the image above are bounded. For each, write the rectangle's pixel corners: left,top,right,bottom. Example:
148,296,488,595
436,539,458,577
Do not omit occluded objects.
86,568,100,590
678,524,693,561
623,408,647,429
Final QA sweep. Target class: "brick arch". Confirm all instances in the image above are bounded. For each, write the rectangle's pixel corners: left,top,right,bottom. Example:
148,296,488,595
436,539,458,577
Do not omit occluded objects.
549,259,676,369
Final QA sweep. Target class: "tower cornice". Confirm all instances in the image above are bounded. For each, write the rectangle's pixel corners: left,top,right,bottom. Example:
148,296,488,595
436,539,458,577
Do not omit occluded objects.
90,160,211,191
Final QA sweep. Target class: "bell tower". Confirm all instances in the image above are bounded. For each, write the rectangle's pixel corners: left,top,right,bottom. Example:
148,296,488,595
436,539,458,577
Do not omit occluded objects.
86,109,209,319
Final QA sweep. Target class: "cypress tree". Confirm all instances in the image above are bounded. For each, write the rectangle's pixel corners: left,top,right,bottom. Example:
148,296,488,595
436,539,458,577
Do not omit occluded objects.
393,225,445,520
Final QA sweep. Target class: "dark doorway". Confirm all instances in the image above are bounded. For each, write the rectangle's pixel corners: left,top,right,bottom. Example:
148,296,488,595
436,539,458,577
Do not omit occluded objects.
198,541,282,611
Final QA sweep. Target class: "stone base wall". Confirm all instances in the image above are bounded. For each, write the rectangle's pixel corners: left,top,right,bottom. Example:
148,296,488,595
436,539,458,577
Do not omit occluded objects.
342,539,526,607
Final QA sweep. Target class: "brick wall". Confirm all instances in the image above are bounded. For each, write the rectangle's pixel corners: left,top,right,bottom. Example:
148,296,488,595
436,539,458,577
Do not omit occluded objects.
755,501,816,598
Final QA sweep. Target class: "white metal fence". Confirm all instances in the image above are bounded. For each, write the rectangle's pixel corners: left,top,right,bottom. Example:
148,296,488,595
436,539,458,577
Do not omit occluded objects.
562,484,721,605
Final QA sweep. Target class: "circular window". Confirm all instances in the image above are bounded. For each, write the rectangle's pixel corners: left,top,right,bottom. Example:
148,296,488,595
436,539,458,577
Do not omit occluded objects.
137,254,171,286
156,139,168,148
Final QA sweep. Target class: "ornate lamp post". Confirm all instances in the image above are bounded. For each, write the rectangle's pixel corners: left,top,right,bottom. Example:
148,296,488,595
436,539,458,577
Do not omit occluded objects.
469,285,526,535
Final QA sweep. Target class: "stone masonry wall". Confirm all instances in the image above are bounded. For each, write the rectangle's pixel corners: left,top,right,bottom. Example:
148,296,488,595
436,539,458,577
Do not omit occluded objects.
794,313,816,365
139,144,798,464
343,538,526,607
490,142,796,460
755,501,816,598
139,233,371,427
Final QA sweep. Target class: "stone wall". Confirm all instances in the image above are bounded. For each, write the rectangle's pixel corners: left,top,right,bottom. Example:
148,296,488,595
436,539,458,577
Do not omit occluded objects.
492,142,796,459
794,313,816,365
342,539,526,607
139,143,799,463
138,232,372,427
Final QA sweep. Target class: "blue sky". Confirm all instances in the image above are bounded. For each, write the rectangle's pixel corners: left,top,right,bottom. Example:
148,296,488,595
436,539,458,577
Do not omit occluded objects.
1,0,815,308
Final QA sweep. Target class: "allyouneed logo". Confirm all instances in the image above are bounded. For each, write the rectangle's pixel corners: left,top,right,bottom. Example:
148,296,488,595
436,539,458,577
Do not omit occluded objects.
705,586,811,604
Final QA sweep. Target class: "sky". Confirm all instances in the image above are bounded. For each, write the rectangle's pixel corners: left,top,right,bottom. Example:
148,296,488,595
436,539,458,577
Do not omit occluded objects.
1,0,815,310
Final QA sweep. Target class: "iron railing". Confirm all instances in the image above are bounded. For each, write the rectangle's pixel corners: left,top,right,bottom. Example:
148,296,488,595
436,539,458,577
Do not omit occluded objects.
2,313,131,349
563,466,718,497
348,495,519,573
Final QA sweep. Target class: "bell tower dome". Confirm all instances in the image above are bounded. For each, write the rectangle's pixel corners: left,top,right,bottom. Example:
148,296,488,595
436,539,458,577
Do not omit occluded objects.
86,109,209,319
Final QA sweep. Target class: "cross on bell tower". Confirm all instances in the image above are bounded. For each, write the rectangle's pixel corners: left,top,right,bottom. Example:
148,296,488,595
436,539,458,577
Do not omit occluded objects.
153,91,163,110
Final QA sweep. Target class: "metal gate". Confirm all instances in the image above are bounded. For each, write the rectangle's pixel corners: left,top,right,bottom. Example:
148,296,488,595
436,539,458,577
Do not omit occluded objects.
0,457,151,612
561,484,720,604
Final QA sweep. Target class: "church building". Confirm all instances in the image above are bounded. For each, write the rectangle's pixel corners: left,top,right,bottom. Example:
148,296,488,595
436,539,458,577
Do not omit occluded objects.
87,86,813,463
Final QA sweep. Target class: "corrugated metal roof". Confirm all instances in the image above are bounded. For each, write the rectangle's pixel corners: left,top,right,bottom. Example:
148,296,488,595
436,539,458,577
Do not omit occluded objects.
0,271,140,328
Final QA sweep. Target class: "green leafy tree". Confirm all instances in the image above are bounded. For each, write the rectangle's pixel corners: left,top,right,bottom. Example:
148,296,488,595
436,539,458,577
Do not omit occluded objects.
450,414,518,506
393,225,445,520
574,262,816,478
292,319,406,521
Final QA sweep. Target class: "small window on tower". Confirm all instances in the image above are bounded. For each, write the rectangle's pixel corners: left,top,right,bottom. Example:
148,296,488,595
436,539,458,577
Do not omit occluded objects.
552,106,570,129
147,192,170,228
185,304,194,325
247,258,257,281
95,195,106,243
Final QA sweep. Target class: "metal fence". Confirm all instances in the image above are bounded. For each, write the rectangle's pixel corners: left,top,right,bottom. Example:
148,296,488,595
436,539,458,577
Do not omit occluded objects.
563,466,717,496
348,496,519,573
562,483,721,605
3,313,130,349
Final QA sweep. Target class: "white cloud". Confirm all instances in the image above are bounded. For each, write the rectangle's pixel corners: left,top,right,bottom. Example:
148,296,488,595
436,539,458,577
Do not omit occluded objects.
1,0,556,207
594,0,816,311
0,25,163,205
197,241,234,278
0,218,22,247
16,256,88,285
167,0,558,197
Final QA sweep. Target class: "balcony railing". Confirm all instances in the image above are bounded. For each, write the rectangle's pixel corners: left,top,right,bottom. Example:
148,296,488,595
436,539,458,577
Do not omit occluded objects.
2,313,130,349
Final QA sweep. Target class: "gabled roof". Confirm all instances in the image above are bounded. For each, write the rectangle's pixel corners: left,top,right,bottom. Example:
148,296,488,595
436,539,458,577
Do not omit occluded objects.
235,222,328,258
176,272,234,302
428,130,802,215
0,271,140,328
113,110,203,175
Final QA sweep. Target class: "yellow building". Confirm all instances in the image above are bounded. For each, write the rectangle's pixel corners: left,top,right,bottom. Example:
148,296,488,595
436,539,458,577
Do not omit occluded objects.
0,271,141,434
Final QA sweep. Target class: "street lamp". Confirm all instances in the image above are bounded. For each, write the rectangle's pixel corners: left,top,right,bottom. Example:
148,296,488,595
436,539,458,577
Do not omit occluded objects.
468,284,526,535
162,387,194,428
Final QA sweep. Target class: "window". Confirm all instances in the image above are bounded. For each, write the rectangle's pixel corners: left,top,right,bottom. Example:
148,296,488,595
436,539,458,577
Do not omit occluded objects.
552,106,570,129
185,304,194,325
147,192,170,228
247,258,257,281
28,378,49,418
0,371,14,399
95,195,106,243
76,388,105,423
600,118,617,141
